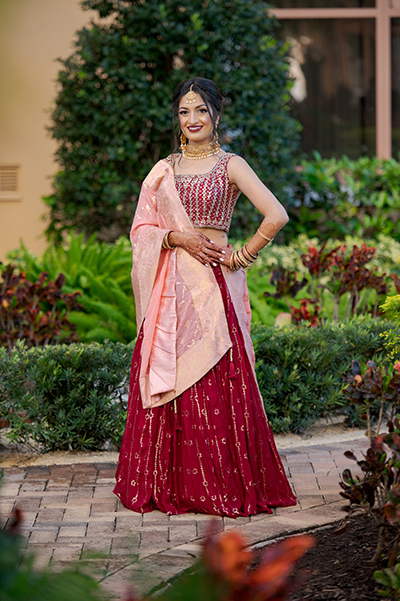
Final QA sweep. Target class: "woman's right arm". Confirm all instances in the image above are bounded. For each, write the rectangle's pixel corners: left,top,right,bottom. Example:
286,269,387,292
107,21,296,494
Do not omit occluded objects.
168,231,226,268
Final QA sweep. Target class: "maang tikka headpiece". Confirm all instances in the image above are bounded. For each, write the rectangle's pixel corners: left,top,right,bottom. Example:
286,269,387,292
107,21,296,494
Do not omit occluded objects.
185,83,196,104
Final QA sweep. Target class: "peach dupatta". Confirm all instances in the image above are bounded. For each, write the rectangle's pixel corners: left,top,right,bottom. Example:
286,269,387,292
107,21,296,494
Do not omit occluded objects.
131,159,255,409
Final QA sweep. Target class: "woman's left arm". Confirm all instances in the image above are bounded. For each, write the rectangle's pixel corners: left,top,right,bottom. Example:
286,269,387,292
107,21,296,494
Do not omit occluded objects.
227,155,289,257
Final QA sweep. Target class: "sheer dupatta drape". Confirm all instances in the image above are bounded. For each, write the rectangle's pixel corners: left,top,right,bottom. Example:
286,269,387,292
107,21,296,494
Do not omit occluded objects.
131,160,255,409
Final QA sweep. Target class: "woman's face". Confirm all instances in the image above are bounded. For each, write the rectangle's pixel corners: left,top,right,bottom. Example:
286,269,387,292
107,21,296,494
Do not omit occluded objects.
178,92,217,147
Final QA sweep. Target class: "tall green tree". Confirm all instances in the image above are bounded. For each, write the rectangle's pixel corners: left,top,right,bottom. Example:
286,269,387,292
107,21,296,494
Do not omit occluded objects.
46,0,300,242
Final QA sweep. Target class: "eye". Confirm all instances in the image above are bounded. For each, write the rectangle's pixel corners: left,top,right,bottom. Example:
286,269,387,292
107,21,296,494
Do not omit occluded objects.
179,110,188,116
198,109,208,113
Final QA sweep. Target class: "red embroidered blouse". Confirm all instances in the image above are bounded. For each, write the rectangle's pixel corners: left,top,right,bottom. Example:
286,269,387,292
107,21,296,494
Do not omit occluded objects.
165,153,241,232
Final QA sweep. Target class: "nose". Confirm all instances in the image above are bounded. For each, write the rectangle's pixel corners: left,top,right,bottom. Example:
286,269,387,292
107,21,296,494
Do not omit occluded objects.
188,111,198,125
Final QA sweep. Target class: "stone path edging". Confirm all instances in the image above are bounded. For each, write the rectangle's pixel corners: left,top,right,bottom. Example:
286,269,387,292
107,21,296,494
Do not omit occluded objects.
0,438,368,599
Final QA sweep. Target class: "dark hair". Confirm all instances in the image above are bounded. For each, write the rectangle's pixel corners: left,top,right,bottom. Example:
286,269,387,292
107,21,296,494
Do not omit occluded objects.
172,77,223,153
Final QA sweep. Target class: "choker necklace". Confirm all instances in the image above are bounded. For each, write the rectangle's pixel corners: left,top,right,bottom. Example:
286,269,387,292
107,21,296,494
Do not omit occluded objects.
181,140,221,160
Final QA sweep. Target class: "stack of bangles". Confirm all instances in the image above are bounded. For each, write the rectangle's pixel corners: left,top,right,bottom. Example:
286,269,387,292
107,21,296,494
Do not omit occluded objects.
230,244,258,271
229,229,274,272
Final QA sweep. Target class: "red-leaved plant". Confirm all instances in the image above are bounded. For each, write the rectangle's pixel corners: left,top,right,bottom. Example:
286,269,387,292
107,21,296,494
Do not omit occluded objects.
342,360,400,442
301,241,338,303
339,427,400,566
290,299,321,327
338,361,400,571
264,268,307,300
0,263,82,350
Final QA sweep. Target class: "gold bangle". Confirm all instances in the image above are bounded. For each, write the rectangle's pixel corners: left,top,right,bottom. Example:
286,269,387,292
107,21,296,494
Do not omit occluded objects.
230,252,239,271
243,244,258,262
257,229,274,243
230,251,242,271
162,231,175,250
238,249,250,268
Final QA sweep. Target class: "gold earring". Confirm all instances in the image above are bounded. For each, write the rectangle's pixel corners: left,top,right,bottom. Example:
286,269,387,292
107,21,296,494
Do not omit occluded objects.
180,133,187,149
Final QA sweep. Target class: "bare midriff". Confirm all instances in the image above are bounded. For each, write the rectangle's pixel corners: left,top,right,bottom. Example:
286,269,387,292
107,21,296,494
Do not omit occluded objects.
194,226,228,247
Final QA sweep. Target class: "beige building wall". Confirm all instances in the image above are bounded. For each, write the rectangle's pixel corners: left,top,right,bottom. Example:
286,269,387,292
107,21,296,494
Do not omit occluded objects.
0,0,96,261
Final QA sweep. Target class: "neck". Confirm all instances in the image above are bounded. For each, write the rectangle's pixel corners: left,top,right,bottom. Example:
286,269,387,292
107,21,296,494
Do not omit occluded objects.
187,139,213,148
182,139,221,160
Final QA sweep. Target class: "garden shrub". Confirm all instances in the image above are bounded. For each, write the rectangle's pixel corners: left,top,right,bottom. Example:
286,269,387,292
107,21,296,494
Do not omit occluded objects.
0,263,81,350
45,0,300,242
0,341,132,452
252,318,391,432
8,235,136,343
284,154,400,243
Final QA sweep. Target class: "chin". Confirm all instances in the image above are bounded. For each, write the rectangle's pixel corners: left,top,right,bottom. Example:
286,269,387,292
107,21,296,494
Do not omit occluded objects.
186,134,213,145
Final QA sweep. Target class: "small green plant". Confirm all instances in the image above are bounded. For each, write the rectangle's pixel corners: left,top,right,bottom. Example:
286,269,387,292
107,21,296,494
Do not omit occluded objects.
381,294,400,360
374,563,400,599
284,154,400,243
0,506,106,600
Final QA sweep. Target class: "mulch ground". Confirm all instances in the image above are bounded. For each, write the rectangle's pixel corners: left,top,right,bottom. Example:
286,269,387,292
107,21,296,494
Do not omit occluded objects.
289,513,383,600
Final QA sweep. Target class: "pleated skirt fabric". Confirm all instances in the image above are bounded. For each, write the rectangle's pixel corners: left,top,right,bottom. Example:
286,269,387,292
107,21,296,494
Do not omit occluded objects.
113,265,296,516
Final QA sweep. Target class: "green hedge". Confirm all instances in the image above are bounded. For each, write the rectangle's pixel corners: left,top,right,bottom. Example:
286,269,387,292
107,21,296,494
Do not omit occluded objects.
252,318,390,432
0,341,133,452
0,319,391,451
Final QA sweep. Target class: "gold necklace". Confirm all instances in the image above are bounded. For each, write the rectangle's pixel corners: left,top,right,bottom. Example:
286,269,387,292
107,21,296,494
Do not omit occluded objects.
181,140,221,160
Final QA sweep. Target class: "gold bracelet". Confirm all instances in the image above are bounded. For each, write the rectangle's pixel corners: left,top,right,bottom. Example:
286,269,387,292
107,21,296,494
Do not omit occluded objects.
162,231,175,250
257,229,274,243
230,252,239,271
242,244,259,262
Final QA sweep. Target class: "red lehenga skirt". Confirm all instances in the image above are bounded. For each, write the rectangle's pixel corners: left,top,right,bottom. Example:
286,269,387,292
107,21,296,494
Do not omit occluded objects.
113,265,296,516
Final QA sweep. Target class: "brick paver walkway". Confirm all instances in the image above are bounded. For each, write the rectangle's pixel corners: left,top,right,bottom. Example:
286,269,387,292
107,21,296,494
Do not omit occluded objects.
0,438,368,599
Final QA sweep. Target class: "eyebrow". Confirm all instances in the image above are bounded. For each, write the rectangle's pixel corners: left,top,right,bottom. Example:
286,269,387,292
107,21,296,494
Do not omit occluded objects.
179,104,207,110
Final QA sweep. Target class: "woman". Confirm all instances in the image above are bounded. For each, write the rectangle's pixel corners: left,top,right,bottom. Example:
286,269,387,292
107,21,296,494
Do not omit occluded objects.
114,77,296,516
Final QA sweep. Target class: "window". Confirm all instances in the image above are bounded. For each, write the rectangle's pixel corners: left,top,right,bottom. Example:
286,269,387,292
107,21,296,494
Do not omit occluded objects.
278,19,375,158
392,18,400,155
269,0,400,158
0,165,22,200
271,0,375,7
